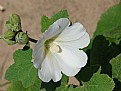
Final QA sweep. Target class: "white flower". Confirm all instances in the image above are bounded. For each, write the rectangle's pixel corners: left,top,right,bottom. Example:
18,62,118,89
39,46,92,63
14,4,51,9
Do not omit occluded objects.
33,18,90,82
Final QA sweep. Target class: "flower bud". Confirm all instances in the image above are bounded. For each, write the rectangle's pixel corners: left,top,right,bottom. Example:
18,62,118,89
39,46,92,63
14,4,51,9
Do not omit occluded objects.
15,32,29,45
3,30,15,39
6,13,21,32
9,14,21,24
3,39,16,45
0,35,3,39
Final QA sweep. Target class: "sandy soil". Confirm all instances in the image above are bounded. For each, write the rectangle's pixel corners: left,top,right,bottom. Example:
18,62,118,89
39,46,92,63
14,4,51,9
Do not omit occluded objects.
0,0,119,90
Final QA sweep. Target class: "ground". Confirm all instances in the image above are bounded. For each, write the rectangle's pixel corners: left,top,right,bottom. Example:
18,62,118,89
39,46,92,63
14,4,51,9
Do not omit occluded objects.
0,0,119,90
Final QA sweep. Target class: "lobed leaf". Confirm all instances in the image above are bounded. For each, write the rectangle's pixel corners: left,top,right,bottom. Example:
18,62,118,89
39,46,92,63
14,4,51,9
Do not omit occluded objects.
78,68,114,91
110,53,121,82
5,49,38,88
41,10,68,33
93,2,121,44
7,78,41,91
13,48,32,63
56,68,114,91
90,35,120,75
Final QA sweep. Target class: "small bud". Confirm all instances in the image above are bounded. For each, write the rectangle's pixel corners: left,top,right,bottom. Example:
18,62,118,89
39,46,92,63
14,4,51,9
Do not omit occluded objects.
6,14,21,32
9,14,21,24
3,39,16,45
3,30,15,39
15,32,29,45
0,35,3,39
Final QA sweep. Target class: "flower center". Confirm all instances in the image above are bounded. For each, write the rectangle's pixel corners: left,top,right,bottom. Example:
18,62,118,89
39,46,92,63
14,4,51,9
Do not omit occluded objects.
50,43,62,53
45,39,62,53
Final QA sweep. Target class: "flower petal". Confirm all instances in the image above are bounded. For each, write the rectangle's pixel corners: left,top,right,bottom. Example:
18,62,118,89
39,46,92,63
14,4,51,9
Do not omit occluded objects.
52,52,80,76
56,32,90,49
38,52,62,82
55,23,86,42
33,45,45,69
43,18,70,40
33,36,46,69
52,44,87,76
59,45,87,68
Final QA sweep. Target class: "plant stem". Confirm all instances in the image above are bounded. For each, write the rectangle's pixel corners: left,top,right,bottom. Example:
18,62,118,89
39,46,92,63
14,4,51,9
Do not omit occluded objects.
0,82,11,87
29,37,37,43
0,35,3,39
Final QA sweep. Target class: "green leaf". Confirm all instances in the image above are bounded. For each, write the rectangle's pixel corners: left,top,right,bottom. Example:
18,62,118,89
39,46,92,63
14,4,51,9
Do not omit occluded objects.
76,68,114,91
56,68,114,91
7,79,41,91
41,10,68,32
103,26,121,45
56,85,75,91
56,68,115,91
40,89,46,91
90,35,120,75
5,49,38,88
25,78,41,91
51,10,69,21
56,86,68,91
61,74,69,86
93,3,121,44
13,48,32,63
7,82,25,91
110,53,121,82
41,16,50,33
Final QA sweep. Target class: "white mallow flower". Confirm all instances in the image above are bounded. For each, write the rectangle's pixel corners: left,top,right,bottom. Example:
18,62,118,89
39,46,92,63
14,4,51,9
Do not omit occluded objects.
33,18,90,82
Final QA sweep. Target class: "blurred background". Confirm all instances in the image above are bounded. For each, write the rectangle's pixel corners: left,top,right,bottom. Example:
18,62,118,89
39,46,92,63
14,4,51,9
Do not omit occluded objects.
0,0,120,90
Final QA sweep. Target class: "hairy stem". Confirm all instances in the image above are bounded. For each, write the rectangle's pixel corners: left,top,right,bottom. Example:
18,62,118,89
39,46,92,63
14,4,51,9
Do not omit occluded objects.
0,35,3,39
0,82,11,87
29,37,38,43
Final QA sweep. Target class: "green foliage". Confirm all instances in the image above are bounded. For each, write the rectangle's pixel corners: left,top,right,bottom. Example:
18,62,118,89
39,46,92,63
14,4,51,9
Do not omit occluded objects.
6,48,69,90
56,85,75,91
56,68,115,91
93,2,121,45
90,35,120,76
7,82,25,91
5,2,121,91
5,49,38,88
103,26,121,45
78,68,114,91
41,10,68,32
41,16,50,33
86,2,121,91
7,79,41,91
110,54,121,82
61,74,69,86
1,13,29,45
